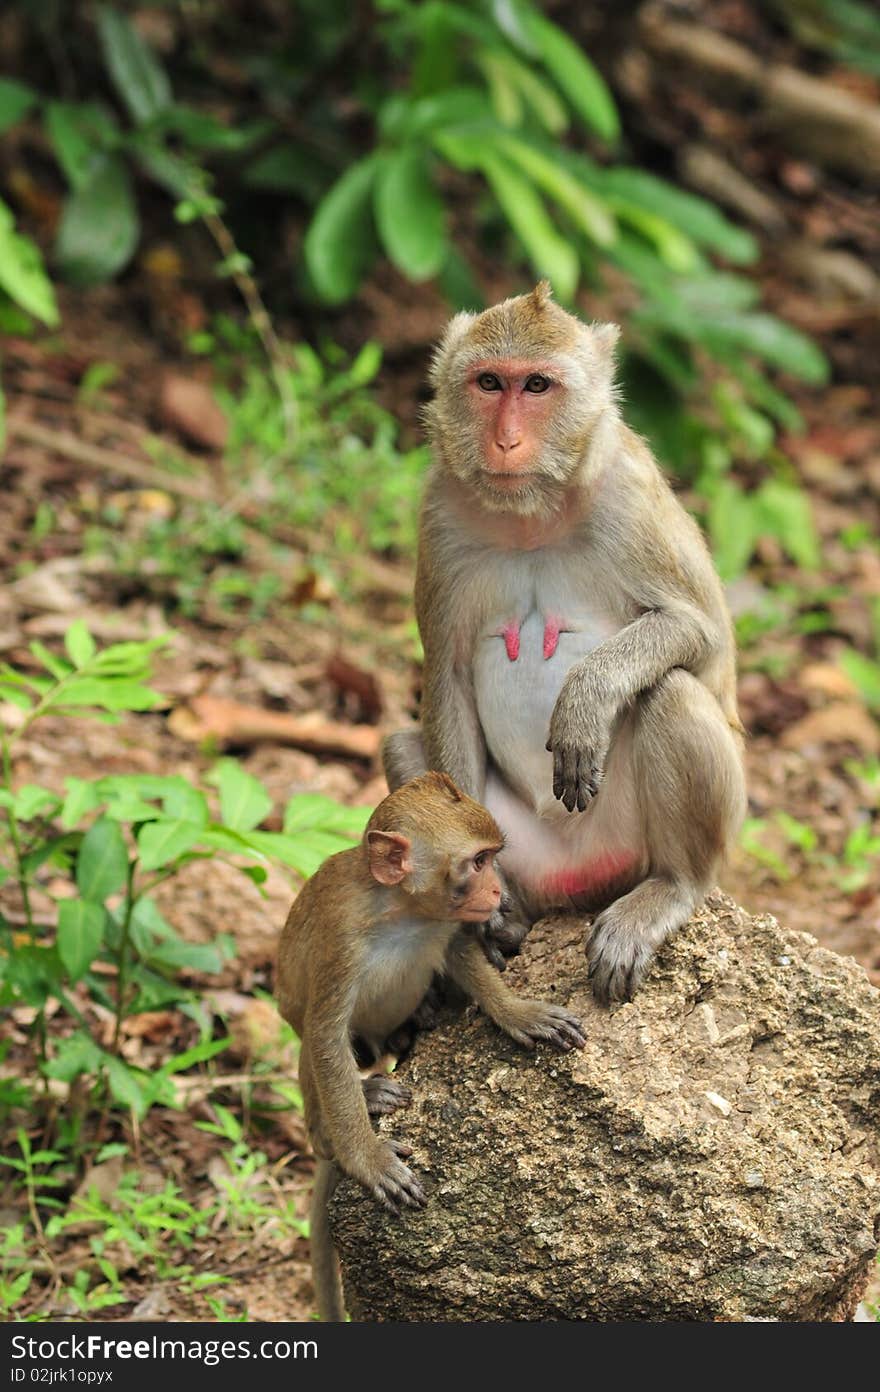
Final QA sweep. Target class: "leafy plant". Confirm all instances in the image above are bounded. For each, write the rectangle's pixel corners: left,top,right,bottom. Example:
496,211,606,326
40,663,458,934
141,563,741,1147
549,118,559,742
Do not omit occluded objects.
0,622,368,1119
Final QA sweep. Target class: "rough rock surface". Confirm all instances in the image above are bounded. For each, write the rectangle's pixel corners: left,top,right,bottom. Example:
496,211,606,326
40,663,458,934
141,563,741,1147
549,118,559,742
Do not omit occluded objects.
330,892,880,1321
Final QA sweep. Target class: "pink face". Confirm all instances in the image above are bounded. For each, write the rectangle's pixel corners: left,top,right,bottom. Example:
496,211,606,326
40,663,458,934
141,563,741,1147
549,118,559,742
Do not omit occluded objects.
467,359,561,489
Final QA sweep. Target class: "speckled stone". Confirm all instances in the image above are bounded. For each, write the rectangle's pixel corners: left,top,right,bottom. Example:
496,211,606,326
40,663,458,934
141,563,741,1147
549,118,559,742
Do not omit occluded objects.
330,892,880,1321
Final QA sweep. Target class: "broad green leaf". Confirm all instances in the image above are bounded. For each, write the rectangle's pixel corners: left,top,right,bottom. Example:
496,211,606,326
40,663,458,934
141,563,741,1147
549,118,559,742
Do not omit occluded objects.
244,829,357,878
608,200,697,272
57,899,105,981
0,200,59,326
157,1036,230,1074
595,166,757,264
54,678,161,711
198,825,268,858
524,12,619,141
160,779,208,826
76,817,129,902
30,641,71,680
64,620,97,669
476,48,524,127
492,50,568,133
44,1031,103,1081
210,759,272,833
147,939,225,974
242,145,328,200
304,155,380,304
13,785,60,821
136,819,204,871
491,0,540,55
55,153,139,287
707,479,759,581
283,793,369,836
479,153,578,302
45,103,118,190
396,87,492,140
704,312,829,384
491,134,615,245
104,1056,149,1114
0,79,36,134
96,6,172,126
839,651,880,710
374,147,447,281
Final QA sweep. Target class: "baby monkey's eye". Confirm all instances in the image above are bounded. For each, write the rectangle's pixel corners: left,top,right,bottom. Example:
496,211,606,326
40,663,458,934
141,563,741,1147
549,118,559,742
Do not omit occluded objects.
477,373,502,392
473,850,489,871
524,374,550,393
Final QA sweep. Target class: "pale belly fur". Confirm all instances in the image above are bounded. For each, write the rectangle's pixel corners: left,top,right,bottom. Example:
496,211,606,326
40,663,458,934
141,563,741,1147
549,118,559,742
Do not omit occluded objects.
473,599,644,908
350,919,454,1055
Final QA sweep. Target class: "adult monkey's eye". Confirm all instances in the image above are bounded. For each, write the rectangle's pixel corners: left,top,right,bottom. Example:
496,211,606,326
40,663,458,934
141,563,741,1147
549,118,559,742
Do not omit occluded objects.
473,850,488,870
477,373,502,392
524,374,550,393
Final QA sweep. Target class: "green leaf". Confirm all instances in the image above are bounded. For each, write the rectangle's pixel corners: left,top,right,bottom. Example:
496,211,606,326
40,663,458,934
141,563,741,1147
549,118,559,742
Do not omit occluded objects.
157,1036,230,1074
160,779,208,826
45,102,118,190
243,829,355,879
210,759,272,833
479,153,579,302
64,620,97,669
283,793,369,836
57,899,105,981
55,153,139,287
44,1030,103,1082
96,5,172,127
30,640,71,681
76,817,129,902
492,50,568,133
304,155,380,304
13,785,60,821
756,480,820,569
104,1056,148,1114
374,147,447,281
147,939,225,974
0,200,59,327
839,650,880,710
491,134,616,246
0,79,37,134
476,48,524,127
136,819,204,872
707,479,759,581
524,12,619,141
595,166,757,264
704,313,829,384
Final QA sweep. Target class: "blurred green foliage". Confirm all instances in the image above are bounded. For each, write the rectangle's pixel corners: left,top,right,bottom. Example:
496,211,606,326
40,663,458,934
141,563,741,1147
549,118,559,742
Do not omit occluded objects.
0,1,837,574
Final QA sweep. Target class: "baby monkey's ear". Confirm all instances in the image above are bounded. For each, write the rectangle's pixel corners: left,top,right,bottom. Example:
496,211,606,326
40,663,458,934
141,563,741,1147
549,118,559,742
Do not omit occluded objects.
367,830,413,886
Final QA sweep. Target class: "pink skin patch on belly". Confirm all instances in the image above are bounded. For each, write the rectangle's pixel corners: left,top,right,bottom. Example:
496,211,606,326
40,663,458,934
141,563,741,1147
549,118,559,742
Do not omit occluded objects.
543,618,561,660
501,621,521,662
542,849,639,902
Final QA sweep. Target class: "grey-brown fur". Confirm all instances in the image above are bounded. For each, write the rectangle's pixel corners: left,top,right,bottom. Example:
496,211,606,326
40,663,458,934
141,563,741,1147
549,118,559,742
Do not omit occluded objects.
384,287,746,1004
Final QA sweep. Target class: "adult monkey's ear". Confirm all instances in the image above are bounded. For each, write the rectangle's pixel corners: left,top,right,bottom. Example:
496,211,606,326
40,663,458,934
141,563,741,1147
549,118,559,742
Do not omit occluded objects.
590,322,620,361
367,831,413,886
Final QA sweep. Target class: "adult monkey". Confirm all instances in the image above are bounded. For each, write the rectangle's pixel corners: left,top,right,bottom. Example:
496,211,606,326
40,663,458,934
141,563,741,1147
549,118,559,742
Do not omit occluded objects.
384,283,746,1004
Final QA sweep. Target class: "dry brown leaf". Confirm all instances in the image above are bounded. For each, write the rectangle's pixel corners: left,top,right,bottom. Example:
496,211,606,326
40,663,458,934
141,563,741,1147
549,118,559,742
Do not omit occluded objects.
159,374,228,451
780,702,880,753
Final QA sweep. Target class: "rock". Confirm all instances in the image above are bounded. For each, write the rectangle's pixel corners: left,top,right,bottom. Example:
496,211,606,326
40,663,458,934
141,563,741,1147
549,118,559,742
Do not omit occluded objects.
330,893,880,1321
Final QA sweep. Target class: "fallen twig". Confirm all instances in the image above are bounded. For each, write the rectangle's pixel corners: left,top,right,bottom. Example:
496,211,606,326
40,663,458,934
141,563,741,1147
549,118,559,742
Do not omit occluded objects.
168,693,381,759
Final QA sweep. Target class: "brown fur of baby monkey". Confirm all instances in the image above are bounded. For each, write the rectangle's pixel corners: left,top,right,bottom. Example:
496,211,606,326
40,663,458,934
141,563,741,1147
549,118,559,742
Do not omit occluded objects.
275,770,586,1321
384,283,746,1005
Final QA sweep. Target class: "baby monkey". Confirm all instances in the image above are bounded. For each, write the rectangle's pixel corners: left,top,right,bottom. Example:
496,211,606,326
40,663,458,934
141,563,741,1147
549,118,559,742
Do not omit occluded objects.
276,770,585,1321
